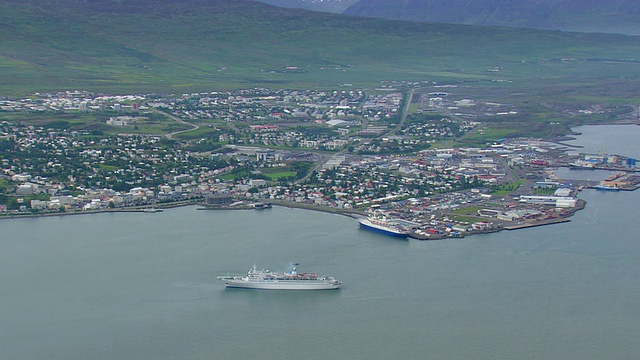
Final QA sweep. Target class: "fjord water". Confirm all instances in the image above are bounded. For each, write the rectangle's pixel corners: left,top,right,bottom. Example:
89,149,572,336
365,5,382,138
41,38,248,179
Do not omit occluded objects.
2,126,640,360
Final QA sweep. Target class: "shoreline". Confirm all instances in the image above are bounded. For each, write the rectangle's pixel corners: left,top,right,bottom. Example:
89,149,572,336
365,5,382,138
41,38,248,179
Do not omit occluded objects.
0,197,590,240
0,199,201,221
0,199,363,221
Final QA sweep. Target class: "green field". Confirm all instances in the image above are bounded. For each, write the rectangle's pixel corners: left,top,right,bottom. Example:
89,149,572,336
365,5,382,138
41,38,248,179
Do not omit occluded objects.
490,180,526,196
262,171,297,181
459,128,521,146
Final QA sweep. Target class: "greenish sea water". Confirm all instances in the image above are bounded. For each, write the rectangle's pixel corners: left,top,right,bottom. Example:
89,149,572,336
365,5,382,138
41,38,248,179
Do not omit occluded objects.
1,126,639,360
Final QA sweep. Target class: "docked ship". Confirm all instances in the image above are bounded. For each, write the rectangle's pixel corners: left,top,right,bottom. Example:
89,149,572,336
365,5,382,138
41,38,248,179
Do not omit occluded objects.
358,212,409,237
594,183,620,191
217,264,342,290
252,202,272,210
569,160,595,169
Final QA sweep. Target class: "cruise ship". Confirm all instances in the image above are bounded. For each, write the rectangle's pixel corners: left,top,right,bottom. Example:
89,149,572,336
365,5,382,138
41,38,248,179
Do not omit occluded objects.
358,212,409,237
217,264,342,290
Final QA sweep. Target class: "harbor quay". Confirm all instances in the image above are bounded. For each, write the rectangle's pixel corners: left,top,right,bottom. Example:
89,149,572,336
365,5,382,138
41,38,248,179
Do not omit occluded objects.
193,189,590,241
357,194,588,240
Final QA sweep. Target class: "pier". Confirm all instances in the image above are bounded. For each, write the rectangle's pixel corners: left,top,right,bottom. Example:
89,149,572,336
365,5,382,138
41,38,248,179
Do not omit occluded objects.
503,218,571,230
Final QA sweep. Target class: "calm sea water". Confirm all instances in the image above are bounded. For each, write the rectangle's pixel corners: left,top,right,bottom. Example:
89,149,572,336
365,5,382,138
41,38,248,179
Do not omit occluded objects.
2,126,640,360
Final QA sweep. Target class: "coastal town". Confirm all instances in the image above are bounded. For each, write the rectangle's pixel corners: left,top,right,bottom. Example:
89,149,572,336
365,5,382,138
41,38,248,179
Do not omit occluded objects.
2,87,639,239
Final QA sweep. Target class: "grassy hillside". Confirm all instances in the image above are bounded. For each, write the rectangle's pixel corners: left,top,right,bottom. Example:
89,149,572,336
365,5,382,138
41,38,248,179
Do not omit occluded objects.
1,0,640,108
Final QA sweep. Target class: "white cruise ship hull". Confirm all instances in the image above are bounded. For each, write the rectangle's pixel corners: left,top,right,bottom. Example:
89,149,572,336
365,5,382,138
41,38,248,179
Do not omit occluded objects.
223,279,341,290
219,265,342,290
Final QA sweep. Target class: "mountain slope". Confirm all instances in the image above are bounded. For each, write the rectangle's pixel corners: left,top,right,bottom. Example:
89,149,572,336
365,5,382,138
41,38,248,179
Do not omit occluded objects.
344,0,640,35
256,0,358,13
1,0,640,101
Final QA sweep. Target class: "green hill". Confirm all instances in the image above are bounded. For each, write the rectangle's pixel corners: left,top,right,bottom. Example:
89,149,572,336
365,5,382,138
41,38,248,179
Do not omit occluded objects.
1,0,640,106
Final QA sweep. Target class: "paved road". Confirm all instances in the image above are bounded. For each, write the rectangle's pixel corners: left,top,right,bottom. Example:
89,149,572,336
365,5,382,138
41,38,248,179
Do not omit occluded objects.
152,109,200,140
296,152,334,184
386,88,415,137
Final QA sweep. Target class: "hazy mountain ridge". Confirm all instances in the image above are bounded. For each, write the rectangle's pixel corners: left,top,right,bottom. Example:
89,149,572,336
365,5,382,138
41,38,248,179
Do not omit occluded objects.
344,0,640,35
256,0,358,13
